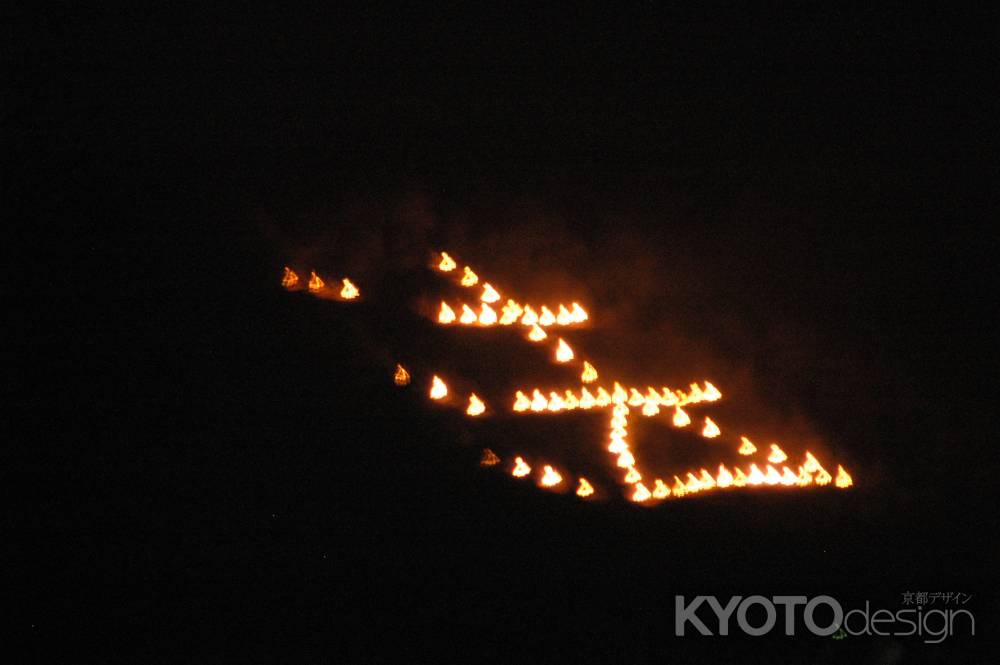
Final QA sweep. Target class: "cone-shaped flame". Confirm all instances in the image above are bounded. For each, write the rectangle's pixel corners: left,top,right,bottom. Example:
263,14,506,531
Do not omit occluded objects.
478,303,497,325
595,387,611,407
576,477,594,497
547,392,565,412
540,465,562,487
340,278,359,299
539,306,556,326
556,305,573,326
513,391,530,412
579,387,595,409
747,464,765,485
703,381,722,401
520,305,538,326
803,452,822,474
438,252,457,271
732,467,748,487
460,266,478,286
738,436,757,455
530,389,547,411
797,466,812,486
835,465,853,488
467,393,486,416
764,465,782,485
480,448,499,466
612,383,627,404
653,479,670,499
281,267,299,288
480,282,500,303
702,417,721,438
641,400,660,417
616,451,636,468
393,364,410,386
430,376,448,400
628,388,645,407
768,444,787,464
624,466,642,484
631,482,651,502
814,466,832,486
528,324,547,341
581,361,598,383
672,406,691,427
780,466,798,486
512,456,531,477
438,302,456,323
500,300,522,325
716,464,734,488
459,304,477,324
555,338,574,362
570,302,588,322
563,390,579,409
308,271,325,292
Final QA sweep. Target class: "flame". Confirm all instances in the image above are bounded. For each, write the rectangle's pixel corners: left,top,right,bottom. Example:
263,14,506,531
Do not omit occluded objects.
460,266,478,286
576,477,594,497
555,338,574,362
581,361,598,383
631,482,651,502
702,417,721,438
393,364,410,386
520,305,538,326
764,465,782,485
308,271,325,292
539,306,556,326
624,466,641,484
796,466,812,486
835,465,853,488
641,400,660,417
747,464,765,485
438,252,457,271
547,392,566,412
528,324,548,341
732,467,748,487
616,451,636,468
478,303,497,325
716,464,734,488
672,406,691,427
540,464,563,487
556,305,573,326
513,391,530,412
780,466,798,486
460,304,478,324
612,383,627,404
340,278,359,299
570,302,588,322
430,375,448,400
281,267,299,288
467,393,486,416
628,388,645,407
594,387,612,407
480,448,500,466
480,282,500,303
512,456,531,477
803,451,822,474
579,387,595,409
767,444,787,464
653,478,670,499
814,466,832,486
703,381,722,401
738,437,757,455
438,302,456,323
500,300,522,325
530,389,547,411
563,390,579,409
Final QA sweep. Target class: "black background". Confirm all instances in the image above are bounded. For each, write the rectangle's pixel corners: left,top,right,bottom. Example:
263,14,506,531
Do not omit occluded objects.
9,6,998,662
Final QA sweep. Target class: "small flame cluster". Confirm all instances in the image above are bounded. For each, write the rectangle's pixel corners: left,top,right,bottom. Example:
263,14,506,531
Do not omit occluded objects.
284,251,853,504
282,267,360,300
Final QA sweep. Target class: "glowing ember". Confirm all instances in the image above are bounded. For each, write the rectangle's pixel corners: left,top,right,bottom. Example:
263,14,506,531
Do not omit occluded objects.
430,375,448,400
768,444,787,464
581,361,598,383
438,302,456,324
672,406,691,427
738,437,757,455
340,278,359,299
393,364,410,386
555,338,574,363
461,266,478,286
480,448,500,466
540,465,563,487
512,456,531,477
835,465,853,488
308,271,325,292
466,393,486,416
702,417,720,438
438,252,457,271
528,324,547,341
631,482,652,502
281,267,299,288
576,477,594,497
481,282,500,303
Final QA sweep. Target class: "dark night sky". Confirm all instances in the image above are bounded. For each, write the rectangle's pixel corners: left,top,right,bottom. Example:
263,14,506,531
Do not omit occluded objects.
9,6,998,663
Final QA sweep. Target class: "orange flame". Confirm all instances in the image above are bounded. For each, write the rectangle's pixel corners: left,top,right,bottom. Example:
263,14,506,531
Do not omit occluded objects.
512,456,531,477
438,302,456,323
835,465,853,488
716,464,734,488
528,324,547,341
616,451,636,468
478,303,497,325
430,375,448,400
340,278,359,299
576,477,594,497
540,465,563,487
466,393,486,416
308,271,325,292
570,302,588,322
460,304,478,324
581,361,598,383
281,267,299,288
480,448,500,466
530,389,547,411
768,444,787,464
556,305,573,326
738,437,757,455
631,482,651,502
702,417,721,438
579,387,596,409
393,364,410,386
672,406,691,427
460,266,478,286
438,252,457,272
539,306,556,327
652,478,671,499
481,282,500,303
513,391,530,412
814,466,832,486
520,305,538,326
555,338,574,362
624,466,642,484
703,381,722,401
500,300,522,325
